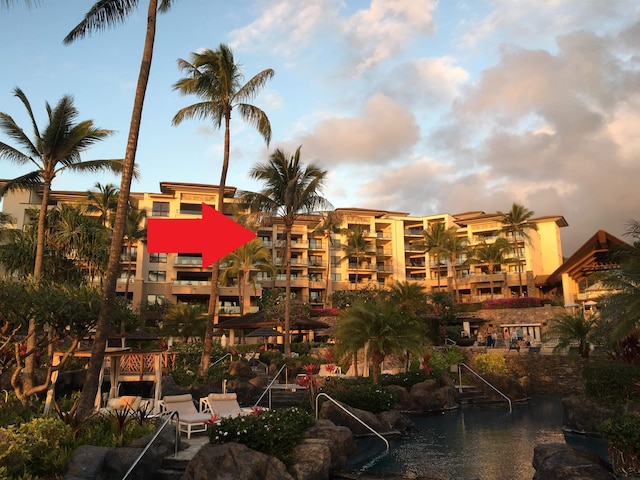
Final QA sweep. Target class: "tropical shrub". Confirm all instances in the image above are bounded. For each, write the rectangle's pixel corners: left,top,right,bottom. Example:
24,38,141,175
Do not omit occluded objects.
380,370,428,388
426,346,465,380
77,412,155,448
170,341,228,385
583,361,640,407
473,352,508,374
599,414,640,476
0,417,74,479
208,407,313,462
318,379,396,413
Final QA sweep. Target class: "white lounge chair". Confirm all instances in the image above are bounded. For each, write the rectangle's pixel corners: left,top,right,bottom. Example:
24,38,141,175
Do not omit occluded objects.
199,393,254,418
161,394,211,438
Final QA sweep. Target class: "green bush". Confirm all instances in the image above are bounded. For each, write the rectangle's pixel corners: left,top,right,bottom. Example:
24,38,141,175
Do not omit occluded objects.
599,414,640,475
583,361,640,407
78,411,155,448
170,341,228,385
0,396,39,428
473,352,508,374
209,407,313,462
0,417,75,479
427,346,465,380
379,370,428,388
318,379,396,413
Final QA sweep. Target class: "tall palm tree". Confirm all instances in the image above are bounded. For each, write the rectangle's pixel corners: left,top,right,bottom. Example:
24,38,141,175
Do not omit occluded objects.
311,210,344,306
418,222,448,291
172,43,274,375
341,225,376,289
86,182,119,228
65,0,175,421
219,238,275,317
334,296,426,384
440,228,466,302
241,147,330,357
500,203,539,297
0,88,118,394
467,237,512,299
122,205,146,320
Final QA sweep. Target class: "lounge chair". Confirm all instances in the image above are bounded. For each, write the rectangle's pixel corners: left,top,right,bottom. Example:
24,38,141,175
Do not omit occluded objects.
199,393,254,418
161,394,212,438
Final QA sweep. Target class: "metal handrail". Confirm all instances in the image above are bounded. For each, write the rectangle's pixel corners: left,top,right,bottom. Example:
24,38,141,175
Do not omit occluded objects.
457,363,512,412
122,410,180,480
315,393,389,451
211,353,233,367
1,390,7,402
253,363,288,408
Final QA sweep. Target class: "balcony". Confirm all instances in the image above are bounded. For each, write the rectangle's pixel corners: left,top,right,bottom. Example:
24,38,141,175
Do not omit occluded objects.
175,256,202,266
404,228,423,236
308,240,324,250
376,248,392,257
347,262,376,271
171,280,211,295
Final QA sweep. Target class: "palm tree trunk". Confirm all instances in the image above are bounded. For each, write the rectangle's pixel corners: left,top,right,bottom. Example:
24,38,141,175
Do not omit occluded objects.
284,224,292,358
76,0,158,422
324,235,332,307
199,101,232,373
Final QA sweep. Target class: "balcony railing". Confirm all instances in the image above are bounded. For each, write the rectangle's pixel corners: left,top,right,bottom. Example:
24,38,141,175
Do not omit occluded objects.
175,257,202,266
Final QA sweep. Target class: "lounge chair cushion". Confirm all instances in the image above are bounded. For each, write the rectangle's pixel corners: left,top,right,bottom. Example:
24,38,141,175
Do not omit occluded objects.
107,395,142,411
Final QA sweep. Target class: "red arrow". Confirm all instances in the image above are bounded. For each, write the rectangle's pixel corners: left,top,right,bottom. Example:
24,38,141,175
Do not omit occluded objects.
147,203,256,267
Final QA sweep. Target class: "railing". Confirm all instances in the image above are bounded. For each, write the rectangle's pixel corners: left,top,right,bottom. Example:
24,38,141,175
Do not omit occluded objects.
1,390,7,402
254,363,288,409
211,352,233,367
122,410,180,480
315,393,389,452
457,363,512,412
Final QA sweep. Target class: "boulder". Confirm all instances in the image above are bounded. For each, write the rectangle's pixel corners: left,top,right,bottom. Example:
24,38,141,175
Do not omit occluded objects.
377,410,414,436
228,360,255,378
384,384,415,411
533,443,615,480
161,375,189,397
410,380,457,412
318,400,386,436
562,395,615,434
182,442,294,480
63,445,110,480
288,438,332,480
305,421,357,469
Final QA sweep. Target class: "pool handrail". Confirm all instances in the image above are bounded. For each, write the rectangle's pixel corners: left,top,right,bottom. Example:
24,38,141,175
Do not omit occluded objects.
122,410,180,480
211,352,233,367
457,363,512,412
315,393,389,452
253,362,288,409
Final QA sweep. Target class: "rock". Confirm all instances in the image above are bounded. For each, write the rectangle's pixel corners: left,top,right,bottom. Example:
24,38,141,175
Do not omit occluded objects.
228,360,255,379
101,447,143,480
182,442,294,480
410,380,456,412
161,375,189,397
562,395,615,434
384,385,415,411
318,400,386,436
305,421,357,469
532,443,615,480
377,411,414,435
288,438,332,480
63,445,110,480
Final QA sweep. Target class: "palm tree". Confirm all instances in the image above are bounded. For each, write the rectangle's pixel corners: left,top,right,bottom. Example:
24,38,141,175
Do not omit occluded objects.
597,220,640,346
341,225,376,289
0,211,17,243
172,43,274,375
545,311,596,358
161,302,206,343
86,182,119,228
388,280,427,315
467,237,512,299
122,205,146,319
500,203,539,297
440,228,466,302
241,146,330,357
311,210,344,307
65,0,175,421
334,297,426,384
0,88,118,395
219,238,275,317
418,222,448,291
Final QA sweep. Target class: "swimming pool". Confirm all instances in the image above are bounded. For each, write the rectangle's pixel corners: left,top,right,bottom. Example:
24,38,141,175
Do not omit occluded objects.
347,396,606,479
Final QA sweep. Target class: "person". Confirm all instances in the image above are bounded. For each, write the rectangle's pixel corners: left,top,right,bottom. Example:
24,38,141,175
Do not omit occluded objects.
511,329,518,344
516,326,524,341
503,329,510,347
487,331,494,348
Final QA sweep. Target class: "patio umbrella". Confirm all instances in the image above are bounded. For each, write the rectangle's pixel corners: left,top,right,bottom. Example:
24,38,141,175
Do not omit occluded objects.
247,326,283,348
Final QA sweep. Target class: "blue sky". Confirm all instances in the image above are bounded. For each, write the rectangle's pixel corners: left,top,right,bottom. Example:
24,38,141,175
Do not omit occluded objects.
1,0,639,256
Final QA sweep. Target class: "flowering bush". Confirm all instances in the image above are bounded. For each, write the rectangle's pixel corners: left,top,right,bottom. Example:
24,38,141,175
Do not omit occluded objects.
208,407,313,462
482,297,542,309
473,352,508,374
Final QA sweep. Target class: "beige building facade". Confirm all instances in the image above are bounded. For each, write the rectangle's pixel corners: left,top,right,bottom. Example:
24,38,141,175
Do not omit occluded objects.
0,182,568,319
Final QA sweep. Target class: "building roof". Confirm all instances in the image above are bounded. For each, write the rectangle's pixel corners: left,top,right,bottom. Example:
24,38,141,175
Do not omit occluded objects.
546,230,631,286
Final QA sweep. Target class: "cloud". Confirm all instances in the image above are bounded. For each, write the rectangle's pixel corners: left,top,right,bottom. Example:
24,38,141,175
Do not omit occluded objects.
294,93,420,166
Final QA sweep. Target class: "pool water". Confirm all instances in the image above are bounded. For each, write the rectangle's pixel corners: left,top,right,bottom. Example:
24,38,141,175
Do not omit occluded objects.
348,396,605,480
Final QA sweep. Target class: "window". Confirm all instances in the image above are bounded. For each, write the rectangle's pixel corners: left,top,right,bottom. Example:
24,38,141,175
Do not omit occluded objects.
152,201,170,217
149,252,167,263
330,273,341,281
147,294,165,305
148,270,166,282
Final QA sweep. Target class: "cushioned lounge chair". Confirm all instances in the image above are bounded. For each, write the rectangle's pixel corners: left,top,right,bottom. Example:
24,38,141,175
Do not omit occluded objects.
161,394,211,438
199,393,254,418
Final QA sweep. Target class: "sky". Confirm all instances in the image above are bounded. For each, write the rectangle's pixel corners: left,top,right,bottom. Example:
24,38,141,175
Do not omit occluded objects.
0,0,639,257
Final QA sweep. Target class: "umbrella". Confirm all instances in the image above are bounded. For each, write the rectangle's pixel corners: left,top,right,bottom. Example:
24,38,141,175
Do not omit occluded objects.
247,326,283,348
